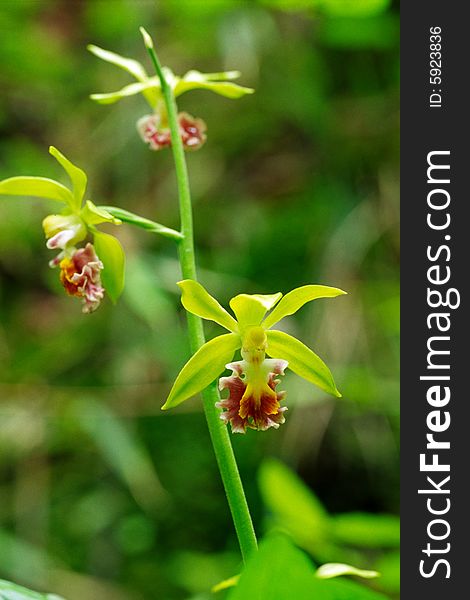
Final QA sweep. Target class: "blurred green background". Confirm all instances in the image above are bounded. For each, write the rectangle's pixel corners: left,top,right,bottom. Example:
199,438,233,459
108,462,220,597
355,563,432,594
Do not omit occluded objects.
0,1,399,599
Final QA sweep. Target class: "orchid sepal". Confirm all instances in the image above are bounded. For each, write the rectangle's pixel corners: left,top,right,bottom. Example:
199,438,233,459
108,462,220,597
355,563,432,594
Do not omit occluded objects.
266,329,341,398
263,284,347,329
0,176,73,205
162,333,242,410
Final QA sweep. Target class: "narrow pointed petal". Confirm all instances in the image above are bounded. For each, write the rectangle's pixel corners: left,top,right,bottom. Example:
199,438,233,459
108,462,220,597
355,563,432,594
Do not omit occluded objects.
87,44,148,81
162,333,241,410
229,293,282,330
178,280,238,332
185,70,241,82
174,78,254,99
266,330,341,397
90,80,159,105
49,146,87,211
0,176,73,204
263,285,347,330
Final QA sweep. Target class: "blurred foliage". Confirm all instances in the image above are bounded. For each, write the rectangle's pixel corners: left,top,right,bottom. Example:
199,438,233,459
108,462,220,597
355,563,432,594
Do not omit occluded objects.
227,534,388,600
0,1,399,599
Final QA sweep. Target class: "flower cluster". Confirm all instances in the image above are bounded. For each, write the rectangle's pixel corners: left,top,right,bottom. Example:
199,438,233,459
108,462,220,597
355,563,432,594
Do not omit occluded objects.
163,280,346,433
0,147,125,312
88,44,253,151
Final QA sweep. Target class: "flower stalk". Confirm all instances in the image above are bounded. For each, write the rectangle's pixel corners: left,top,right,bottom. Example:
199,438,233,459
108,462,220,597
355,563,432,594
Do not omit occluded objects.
142,28,258,562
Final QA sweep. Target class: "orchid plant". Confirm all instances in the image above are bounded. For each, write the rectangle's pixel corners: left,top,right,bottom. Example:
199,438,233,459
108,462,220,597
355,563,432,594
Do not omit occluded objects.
0,27,367,599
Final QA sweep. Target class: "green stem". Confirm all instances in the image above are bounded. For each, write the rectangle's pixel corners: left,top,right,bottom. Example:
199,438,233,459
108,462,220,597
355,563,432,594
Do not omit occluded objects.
143,30,257,562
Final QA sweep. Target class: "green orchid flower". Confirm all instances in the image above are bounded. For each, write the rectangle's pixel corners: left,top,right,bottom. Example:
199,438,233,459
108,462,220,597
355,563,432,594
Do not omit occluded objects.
0,146,125,311
87,43,254,151
163,280,346,433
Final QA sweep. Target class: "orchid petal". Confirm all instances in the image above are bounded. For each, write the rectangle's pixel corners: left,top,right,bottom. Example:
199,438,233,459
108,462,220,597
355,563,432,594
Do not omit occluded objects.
178,280,238,332
0,176,73,204
90,80,159,105
174,76,254,99
162,333,241,410
266,330,341,397
81,200,121,225
87,44,148,81
263,284,347,329
49,146,87,211
93,231,125,303
184,70,242,82
229,293,282,330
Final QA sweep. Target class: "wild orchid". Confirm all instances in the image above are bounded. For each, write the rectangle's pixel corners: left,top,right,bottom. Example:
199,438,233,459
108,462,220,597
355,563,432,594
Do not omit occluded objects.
0,147,125,312
87,42,254,151
163,280,345,432
0,145,183,312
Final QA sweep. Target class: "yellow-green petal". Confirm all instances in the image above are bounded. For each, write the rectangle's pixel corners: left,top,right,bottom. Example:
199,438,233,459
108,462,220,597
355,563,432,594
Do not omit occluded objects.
93,231,125,304
87,44,148,81
49,146,87,211
81,200,121,226
263,284,347,330
265,330,341,397
90,80,159,106
229,293,282,330
0,176,73,204
162,333,241,410
174,77,254,99
178,280,238,332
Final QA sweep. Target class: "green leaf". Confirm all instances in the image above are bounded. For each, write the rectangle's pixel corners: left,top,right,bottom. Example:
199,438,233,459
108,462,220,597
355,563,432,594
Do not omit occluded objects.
49,146,87,211
0,578,65,600
162,333,241,410
263,284,347,329
93,231,125,304
316,564,379,580
229,293,282,330
310,577,388,600
174,78,254,99
228,534,316,600
266,329,341,397
80,200,121,226
90,80,159,105
99,206,183,241
178,280,238,332
0,176,73,204
87,44,148,81
331,513,400,548
228,535,388,600
258,459,331,553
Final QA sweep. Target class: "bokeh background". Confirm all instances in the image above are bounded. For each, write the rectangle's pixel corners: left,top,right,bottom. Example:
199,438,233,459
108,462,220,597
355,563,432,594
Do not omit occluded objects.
0,1,399,599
